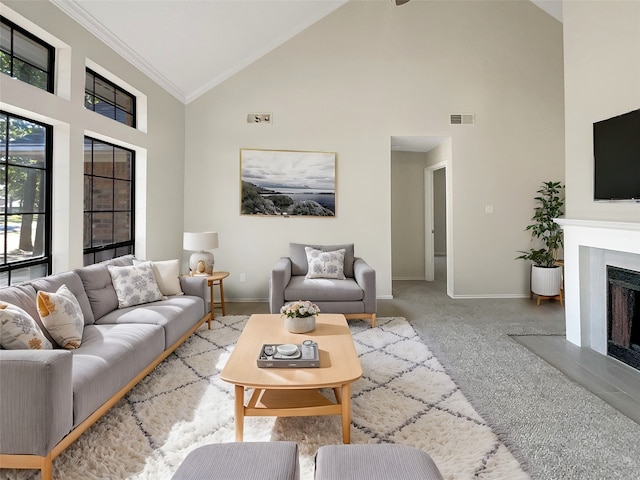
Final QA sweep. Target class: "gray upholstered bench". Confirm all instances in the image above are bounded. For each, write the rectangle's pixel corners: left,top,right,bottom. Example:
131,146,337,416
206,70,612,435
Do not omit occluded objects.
314,444,444,480
171,442,300,480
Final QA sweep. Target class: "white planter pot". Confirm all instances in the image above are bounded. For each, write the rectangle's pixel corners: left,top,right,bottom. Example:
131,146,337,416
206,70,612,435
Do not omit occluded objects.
283,315,316,334
531,265,563,296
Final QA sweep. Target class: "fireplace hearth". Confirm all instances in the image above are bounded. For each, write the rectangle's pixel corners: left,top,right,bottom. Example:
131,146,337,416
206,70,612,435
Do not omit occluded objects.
607,266,640,370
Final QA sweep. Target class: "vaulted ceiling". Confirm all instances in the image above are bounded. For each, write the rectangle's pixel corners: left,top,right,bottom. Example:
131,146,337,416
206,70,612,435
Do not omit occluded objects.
51,0,562,105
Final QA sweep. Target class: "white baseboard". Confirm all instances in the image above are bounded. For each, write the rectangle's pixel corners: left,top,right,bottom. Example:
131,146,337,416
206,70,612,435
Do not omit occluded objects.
450,293,531,299
228,295,394,302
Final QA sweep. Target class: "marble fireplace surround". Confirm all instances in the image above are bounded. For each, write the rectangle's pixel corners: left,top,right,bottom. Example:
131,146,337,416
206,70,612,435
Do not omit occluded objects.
557,219,640,357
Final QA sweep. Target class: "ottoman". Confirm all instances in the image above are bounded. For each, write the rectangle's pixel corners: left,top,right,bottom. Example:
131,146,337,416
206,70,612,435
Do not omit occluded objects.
171,442,300,480
314,444,444,480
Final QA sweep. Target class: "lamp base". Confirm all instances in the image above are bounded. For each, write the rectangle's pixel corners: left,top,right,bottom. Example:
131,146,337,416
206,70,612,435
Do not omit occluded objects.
189,251,214,276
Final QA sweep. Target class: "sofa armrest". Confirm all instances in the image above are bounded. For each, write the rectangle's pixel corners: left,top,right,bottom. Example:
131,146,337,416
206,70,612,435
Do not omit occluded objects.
269,257,292,314
0,349,73,456
353,257,377,314
179,275,209,312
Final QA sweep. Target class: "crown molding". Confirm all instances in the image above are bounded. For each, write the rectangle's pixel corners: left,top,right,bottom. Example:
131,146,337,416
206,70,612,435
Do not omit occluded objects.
50,0,187,103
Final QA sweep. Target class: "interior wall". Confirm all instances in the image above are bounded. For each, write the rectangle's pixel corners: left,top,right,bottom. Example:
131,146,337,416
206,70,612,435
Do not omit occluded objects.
563,0,640,222
184,0,564,300
391,151,427,280
434,168,447,256
1,1,186,270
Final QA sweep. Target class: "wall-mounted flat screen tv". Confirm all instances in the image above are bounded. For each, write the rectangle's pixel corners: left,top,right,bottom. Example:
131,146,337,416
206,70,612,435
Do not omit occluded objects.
593,108,640,201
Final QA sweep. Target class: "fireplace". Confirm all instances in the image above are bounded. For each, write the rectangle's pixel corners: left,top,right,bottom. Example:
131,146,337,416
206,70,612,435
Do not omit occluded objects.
607,266,640,369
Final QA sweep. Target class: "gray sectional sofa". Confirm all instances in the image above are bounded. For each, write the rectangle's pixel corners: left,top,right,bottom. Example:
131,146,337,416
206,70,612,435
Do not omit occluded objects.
0,255,210,480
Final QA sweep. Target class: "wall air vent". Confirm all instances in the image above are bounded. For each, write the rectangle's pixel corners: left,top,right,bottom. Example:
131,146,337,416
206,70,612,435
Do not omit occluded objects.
450,113,475,125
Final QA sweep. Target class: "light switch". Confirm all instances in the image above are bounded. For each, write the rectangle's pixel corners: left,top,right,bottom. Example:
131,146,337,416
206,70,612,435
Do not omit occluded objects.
485,205,494,214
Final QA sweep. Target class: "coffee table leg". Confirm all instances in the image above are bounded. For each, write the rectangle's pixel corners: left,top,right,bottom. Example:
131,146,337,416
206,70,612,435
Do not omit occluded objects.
341,383,351,444
234,385,244,441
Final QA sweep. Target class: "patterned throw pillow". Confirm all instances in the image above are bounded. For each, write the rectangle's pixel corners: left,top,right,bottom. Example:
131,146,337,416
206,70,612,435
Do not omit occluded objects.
133,258,183,296
0,302,53,350
305,247,346,280
108,262,164,308
36,285,84,349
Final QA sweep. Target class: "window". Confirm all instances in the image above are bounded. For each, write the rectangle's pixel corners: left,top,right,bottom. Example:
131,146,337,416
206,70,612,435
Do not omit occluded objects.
0,16,55,93
85,69,136,127
0,111,52,286
83,137,134,265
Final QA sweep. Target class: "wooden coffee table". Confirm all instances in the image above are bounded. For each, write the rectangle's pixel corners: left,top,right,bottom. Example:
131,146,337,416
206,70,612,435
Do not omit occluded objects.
220,313,362,443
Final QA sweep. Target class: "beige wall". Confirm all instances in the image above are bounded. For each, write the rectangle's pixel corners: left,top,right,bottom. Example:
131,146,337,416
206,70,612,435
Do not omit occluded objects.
185,0,564,300
391,151,427,280
434,168,447,256
563,0,640,221
0,1,186,270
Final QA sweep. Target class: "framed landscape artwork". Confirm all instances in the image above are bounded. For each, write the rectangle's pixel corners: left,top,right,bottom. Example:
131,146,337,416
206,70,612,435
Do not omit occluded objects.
240,149,336,217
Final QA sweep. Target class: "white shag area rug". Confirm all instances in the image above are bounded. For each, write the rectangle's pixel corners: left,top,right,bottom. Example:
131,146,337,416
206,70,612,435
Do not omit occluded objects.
5,316,529,480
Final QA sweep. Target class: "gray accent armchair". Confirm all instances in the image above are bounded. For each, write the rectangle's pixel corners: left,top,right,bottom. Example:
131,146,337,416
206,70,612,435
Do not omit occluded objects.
269,243,376,327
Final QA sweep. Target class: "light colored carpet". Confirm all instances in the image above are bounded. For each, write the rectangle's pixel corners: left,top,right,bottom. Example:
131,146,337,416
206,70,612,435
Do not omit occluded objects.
4,316,529,480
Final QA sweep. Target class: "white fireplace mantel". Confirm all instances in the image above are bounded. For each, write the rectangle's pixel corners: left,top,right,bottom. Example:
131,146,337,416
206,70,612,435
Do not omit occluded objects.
556,218,640,355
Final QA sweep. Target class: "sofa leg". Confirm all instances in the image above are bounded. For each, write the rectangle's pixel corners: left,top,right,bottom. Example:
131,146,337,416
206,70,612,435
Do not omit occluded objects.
371,313,376,328
41,454,53,480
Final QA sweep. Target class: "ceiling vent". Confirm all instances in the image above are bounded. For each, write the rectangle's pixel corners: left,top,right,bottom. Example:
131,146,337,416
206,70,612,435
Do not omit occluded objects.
450,113,475,125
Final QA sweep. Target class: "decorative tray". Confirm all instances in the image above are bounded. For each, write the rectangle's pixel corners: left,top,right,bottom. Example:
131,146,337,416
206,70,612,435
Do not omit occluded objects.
257,340,319,368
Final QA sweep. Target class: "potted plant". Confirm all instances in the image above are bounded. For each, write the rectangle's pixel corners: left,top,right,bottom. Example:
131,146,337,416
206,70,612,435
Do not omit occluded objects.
517,181,564,298
280,300,320,333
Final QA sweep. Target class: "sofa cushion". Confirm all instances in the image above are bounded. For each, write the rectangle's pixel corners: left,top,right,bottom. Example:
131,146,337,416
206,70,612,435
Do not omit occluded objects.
75,263,119,321
305,247,346,280
95,295,205,349
0,302,53,350
0,284,56,345
284,276,363,302
290,243,355,278
37,285,85,350
70,323,165,426
108,262,164,308
31,271,95,325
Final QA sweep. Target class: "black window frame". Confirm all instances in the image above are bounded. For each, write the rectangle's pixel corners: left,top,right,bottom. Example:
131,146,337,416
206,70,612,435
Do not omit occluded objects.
0,110,53,286
83,136,135,266
0,15,55,93
85,68,137,128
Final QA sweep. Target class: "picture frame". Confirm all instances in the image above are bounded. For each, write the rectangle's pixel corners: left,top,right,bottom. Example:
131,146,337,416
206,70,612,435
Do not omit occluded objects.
240,148,336,217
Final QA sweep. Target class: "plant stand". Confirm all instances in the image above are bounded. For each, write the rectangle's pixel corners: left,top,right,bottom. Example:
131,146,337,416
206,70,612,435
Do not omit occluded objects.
530,290,563,306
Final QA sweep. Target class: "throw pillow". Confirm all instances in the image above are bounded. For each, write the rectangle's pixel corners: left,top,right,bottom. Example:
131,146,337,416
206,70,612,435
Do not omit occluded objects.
305,247,346,280
133,258,183,296
0,302,53,350
36,285,84,349
108,262,164,308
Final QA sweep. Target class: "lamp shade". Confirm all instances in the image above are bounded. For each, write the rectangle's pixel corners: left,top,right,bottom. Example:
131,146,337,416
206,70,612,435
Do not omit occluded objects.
183,232,219,251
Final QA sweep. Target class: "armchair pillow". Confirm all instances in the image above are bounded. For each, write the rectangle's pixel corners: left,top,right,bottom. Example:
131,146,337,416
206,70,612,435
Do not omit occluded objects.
290,243,355,277
305,247,346,279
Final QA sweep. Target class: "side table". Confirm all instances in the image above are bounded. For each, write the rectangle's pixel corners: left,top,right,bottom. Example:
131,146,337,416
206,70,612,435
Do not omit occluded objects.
207,271,229,326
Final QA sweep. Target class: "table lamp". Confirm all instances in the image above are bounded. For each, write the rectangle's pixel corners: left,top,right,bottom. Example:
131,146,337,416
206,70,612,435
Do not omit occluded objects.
183,231,218,276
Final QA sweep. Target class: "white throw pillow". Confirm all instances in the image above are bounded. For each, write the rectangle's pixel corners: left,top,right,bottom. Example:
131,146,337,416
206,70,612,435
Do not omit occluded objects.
108,262,164,308
134,258,183,296
36,285,84,349
305,247,346,280
0,301,53,350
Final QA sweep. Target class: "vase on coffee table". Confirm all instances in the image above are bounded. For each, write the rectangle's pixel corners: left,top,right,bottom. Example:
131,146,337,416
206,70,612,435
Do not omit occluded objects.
284,314,316,334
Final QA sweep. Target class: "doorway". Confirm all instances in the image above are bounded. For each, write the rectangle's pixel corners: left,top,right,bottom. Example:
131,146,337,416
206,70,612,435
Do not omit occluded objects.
390,136,451,292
